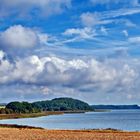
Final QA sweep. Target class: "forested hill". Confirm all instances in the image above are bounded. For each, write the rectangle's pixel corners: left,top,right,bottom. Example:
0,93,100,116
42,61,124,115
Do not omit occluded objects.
32,98,93,111
91,105,140,110
5,98,93,113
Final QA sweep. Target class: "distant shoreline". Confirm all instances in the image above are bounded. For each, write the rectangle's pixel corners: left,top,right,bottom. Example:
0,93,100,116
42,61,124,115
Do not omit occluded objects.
92,105,140,110
0,107,137,121
0,123,137,132
0,110,88,120
0,111,63,120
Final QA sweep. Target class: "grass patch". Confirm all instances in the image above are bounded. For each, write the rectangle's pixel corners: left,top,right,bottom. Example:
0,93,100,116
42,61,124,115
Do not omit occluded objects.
0,111,64,120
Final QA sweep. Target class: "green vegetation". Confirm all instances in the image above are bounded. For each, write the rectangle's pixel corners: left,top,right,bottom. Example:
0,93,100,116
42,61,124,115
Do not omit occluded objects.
6,102,40,113
92,105,140,110
2,98,93,114
32,98,93,111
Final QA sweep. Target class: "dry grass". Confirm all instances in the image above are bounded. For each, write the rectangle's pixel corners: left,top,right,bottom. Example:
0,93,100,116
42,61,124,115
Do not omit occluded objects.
0,128,140,140
0,111,86,120
0,111,63,120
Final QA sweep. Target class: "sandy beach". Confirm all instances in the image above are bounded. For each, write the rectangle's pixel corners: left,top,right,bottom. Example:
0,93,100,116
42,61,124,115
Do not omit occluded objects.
0,128,140,140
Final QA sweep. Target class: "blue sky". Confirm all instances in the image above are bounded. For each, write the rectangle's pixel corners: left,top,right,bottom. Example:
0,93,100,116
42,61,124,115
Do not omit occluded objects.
0,0,140,104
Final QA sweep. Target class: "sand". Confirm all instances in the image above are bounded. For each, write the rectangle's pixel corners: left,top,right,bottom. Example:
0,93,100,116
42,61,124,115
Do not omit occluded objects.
0,128,140,140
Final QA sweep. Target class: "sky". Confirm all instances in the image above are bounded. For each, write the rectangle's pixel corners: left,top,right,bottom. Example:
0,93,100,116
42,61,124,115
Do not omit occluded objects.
0,0,140,104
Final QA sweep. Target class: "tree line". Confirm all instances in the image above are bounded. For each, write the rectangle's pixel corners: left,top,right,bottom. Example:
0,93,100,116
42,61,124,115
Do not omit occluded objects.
0,98,93,114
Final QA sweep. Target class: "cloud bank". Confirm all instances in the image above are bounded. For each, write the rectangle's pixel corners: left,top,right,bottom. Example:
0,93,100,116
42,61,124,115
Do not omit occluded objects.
0,50,138,99
0,0,71,18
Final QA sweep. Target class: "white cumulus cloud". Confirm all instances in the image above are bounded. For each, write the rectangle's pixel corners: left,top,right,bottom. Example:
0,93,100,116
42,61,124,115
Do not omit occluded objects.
0,25,49,56
0,51,137,92
0,25,39,48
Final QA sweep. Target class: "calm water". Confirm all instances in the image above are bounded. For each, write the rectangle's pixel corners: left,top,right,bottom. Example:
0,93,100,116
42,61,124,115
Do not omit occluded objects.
0,110,140,131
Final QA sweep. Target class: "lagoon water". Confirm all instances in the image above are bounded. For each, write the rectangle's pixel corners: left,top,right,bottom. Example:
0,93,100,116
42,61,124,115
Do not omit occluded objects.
0,110,140,131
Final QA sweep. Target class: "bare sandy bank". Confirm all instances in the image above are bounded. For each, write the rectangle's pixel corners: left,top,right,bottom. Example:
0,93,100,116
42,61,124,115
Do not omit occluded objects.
0,128,140,140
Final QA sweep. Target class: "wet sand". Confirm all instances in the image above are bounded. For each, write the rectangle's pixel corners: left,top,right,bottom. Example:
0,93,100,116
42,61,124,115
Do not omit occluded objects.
0,128,140,140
